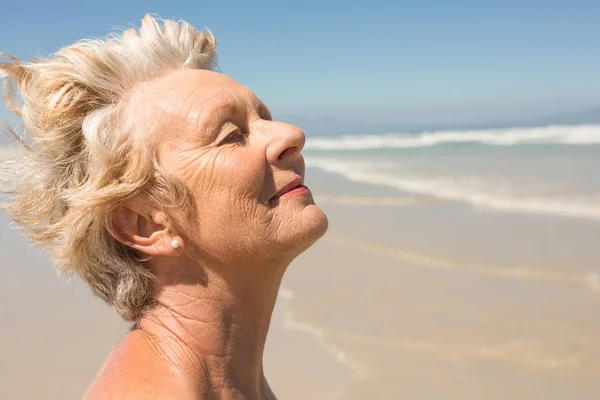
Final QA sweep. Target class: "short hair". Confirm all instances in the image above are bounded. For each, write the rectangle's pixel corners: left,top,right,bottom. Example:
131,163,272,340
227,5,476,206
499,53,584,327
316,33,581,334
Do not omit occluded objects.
0,14,217,321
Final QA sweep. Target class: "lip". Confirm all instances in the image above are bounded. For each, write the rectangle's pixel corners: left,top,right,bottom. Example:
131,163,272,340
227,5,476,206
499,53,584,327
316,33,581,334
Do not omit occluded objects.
272,177,305,200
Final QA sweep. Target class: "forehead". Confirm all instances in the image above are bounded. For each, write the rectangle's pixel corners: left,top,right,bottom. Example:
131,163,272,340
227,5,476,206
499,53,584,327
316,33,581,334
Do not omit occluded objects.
127,69,260,141
154,69,258,113
170,69,251,100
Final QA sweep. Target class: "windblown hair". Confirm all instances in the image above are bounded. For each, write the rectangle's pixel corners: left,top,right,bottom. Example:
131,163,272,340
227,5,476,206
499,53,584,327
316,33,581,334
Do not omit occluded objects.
0,14,217,321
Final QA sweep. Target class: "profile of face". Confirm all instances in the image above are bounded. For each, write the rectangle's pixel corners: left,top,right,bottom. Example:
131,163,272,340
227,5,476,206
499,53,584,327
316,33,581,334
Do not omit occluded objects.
138,69,328,265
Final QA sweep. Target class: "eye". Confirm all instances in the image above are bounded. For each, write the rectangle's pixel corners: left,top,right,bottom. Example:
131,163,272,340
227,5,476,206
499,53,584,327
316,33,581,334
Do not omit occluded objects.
219,127,246,146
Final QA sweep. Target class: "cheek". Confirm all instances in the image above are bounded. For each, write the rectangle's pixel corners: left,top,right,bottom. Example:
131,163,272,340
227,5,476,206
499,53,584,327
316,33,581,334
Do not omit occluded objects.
191,148,271,258
190,148,268,227
174,148,262,199
213,148,265,202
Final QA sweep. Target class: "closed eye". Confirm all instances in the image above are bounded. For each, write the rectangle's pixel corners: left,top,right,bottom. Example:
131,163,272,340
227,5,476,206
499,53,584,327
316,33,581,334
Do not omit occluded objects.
218,128,246,146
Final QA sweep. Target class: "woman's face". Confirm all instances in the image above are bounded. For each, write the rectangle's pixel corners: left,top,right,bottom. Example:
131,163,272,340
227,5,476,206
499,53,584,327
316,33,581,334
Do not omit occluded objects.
144,69,328,264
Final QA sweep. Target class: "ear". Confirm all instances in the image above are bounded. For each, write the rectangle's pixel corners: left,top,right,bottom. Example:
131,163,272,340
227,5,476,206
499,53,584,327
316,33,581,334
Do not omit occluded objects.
109,203,183,257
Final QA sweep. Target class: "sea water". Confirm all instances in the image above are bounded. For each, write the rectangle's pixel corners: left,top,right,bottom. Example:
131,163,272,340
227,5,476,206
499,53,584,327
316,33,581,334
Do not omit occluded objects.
304,124,600,221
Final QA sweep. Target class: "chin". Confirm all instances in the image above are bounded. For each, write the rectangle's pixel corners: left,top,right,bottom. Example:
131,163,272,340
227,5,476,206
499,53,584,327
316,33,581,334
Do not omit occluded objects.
307,204,329,237
288,204,329,249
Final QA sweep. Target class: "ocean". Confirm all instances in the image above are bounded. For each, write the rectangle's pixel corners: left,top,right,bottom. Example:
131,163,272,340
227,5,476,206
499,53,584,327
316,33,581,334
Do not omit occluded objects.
304,124,600,221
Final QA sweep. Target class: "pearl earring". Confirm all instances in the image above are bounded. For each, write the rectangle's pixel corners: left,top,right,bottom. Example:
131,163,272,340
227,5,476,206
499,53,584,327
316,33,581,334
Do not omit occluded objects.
171,239,180,249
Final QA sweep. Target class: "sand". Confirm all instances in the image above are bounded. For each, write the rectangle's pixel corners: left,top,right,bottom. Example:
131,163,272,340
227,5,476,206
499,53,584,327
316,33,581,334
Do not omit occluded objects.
1,168,600,399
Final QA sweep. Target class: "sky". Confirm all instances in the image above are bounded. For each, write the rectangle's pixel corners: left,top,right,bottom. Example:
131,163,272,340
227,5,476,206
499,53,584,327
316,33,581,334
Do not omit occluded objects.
1,0,600,135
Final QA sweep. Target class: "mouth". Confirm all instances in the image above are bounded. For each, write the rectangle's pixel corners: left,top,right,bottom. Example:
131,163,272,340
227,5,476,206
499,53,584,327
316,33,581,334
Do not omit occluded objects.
271,177,310,202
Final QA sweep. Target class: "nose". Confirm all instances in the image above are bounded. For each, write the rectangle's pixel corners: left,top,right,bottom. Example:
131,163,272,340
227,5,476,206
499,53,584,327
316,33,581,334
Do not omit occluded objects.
266,121,306,165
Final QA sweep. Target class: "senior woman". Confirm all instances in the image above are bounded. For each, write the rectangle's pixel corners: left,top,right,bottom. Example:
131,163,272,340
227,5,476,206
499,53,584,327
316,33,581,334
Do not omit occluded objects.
0,15,328,400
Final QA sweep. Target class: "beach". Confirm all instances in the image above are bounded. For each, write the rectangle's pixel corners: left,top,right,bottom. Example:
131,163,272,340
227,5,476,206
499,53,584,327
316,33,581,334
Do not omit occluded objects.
2,128,600,399
264,165,600,400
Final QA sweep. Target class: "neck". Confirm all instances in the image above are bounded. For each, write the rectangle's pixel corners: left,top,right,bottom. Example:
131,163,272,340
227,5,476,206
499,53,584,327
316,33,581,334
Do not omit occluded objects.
137,256,287,400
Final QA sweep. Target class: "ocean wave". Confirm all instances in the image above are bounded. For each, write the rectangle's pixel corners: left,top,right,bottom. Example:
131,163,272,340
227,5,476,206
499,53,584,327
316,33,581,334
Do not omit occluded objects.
304,125,600,150
307,158,600,220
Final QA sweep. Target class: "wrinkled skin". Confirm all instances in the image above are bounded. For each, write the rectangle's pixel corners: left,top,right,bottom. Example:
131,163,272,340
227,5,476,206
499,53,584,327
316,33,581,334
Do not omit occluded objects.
84,69,328,400
155,70,328,264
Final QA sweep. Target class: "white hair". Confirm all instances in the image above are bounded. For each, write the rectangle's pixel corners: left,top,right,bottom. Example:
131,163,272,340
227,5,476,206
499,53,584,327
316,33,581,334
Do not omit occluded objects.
0,14,217,321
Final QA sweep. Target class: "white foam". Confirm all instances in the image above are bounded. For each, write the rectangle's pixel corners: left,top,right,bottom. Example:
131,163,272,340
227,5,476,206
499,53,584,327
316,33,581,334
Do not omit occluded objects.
307,158,600,221
305,125,600,150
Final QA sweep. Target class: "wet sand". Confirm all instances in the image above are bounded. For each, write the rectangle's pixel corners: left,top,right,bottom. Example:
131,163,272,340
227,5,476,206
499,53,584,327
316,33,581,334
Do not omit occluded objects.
264,169,600,399
1,168,599,399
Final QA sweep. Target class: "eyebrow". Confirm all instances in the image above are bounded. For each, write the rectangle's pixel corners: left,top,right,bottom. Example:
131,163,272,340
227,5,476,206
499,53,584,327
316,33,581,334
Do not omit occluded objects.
199,94,272,132
255,98,272,119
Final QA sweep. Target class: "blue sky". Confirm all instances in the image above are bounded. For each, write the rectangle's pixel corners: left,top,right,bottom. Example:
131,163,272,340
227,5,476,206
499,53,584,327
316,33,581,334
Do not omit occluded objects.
2,0,600,134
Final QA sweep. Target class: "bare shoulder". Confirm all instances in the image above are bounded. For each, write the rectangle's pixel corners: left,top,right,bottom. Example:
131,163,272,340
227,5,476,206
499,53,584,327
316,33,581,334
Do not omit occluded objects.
83,331,193,400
